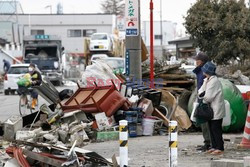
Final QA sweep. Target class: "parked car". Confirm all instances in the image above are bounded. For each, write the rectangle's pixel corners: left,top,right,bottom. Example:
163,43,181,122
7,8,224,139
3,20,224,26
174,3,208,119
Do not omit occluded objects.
89,33,113,52
90,54,109,61
3,63,41,95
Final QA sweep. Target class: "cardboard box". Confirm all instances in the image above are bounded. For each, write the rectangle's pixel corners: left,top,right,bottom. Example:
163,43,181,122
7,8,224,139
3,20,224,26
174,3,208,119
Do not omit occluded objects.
94,112,114,130
138,98,154,116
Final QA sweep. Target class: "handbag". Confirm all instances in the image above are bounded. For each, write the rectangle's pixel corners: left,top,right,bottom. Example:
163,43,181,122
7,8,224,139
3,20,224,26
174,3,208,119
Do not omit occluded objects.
194,102,214,121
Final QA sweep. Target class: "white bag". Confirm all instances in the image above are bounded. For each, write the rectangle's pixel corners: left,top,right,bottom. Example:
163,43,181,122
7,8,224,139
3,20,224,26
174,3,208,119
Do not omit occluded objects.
222,100,231,127
190,102,199,122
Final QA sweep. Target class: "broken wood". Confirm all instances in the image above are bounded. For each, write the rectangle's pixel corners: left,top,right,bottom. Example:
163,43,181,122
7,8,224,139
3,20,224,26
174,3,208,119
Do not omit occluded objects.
158,74,194,80
161,87,187,93
155,80,194,85
152,108,170,126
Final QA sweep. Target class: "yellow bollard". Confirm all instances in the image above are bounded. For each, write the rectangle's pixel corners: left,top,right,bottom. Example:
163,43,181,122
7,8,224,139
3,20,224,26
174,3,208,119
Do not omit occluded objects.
119,120,128,167
169,120,178,167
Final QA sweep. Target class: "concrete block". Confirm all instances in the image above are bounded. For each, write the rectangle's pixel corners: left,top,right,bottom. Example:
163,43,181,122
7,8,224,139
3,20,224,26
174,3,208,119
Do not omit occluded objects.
4,116,23,141
15,131,35,140
244,157,250,167
211,159,244,167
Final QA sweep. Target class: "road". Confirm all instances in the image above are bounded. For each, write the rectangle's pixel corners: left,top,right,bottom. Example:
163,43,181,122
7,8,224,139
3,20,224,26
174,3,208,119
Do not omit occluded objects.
0,84,77,122
0,83,248,167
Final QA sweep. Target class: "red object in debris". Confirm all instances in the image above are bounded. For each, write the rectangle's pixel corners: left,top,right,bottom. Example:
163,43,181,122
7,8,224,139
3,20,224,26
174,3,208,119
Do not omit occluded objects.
60,82,130,116
6,146,31,167
4,74,8,80
92,120,98,129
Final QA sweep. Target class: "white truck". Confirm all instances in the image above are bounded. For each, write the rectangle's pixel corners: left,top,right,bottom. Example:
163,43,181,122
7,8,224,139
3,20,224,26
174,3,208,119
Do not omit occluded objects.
23,35,63,85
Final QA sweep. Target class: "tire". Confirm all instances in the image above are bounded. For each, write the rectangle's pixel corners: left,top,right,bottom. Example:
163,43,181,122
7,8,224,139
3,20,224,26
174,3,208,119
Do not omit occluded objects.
19,95,30,116
11,90,15,95
4,90,9,95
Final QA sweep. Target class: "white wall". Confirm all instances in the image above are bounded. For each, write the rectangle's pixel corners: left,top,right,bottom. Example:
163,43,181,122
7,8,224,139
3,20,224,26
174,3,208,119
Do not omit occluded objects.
143,21,177,46
0,14,115,54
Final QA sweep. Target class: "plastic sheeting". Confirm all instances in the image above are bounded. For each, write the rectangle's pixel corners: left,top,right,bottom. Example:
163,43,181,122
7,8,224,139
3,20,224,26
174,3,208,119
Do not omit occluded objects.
81,61,120,89
187,78,247,132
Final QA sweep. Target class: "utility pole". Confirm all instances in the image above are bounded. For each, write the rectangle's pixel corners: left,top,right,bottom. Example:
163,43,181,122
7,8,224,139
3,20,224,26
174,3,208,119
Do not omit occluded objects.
160,0,163,46
125,0,142,80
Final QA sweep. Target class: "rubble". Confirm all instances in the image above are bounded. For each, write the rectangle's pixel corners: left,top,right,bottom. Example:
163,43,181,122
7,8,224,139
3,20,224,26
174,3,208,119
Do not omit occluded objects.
0,64,196,166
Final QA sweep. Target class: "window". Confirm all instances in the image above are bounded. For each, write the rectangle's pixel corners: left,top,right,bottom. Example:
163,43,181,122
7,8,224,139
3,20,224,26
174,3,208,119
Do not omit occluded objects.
155,35,162,40
91,34,108,40
31,29,44,35
83,29,96,37
67,29,82,37
8,67,28,74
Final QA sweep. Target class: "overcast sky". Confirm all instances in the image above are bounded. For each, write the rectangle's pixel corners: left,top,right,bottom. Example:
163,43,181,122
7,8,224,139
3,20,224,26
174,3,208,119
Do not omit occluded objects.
18,0,197,31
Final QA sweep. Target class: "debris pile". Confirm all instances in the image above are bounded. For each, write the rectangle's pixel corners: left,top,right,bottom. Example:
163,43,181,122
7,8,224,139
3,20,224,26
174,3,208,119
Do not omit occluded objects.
0,62,193,166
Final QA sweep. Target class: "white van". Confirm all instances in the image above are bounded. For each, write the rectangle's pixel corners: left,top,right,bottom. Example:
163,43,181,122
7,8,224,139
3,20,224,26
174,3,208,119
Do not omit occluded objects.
89,33,113,52
3,64,41,95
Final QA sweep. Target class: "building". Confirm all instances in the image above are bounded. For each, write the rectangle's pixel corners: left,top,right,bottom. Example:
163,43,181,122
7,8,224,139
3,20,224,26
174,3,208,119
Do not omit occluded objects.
0,14,116,56
168,36,196,59
142,21,177,59
143,21,177,46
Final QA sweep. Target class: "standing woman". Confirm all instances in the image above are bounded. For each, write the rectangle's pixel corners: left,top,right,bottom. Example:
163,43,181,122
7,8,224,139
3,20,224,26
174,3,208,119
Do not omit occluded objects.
198,61,225,155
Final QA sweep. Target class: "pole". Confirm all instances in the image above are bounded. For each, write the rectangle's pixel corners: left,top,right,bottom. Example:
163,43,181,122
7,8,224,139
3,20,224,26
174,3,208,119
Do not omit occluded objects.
119,120,128,167
169,121,178,167
150,0,154,88
160,0,163,46
125,0,142,81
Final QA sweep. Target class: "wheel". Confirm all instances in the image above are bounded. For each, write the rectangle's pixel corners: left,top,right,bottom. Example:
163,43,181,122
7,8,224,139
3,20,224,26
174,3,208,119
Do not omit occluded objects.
4,90,9,95
11,90,15,95
19,95,30,116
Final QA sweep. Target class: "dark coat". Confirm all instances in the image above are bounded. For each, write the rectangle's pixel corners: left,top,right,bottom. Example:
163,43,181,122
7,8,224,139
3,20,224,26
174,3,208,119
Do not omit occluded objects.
193,65,205,90
30,70,42,86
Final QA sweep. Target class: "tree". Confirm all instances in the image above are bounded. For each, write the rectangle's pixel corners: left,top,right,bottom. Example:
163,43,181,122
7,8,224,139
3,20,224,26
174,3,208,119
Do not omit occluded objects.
101,0,125,16
184,0,250,65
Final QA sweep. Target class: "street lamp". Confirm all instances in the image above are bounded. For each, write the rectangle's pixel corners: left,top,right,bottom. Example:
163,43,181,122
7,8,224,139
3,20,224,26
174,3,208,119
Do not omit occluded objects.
45,5,52,14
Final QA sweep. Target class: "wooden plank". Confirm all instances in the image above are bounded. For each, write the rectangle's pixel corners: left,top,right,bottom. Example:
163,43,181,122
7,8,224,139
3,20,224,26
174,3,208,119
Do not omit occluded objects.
155,80,194,86
152,108,170,126
158,74,194,80
161,87,187,92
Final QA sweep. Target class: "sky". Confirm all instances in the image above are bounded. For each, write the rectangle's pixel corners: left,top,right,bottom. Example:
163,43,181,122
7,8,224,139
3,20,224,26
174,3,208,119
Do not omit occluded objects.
18,0,197,32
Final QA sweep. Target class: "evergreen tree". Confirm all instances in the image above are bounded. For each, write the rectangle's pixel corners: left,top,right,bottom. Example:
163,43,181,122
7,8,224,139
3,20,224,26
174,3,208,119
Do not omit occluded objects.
184,0,250,64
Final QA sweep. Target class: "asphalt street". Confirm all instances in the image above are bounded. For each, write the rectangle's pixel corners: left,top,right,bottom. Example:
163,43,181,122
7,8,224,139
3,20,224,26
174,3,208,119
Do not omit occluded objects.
0,85,76,122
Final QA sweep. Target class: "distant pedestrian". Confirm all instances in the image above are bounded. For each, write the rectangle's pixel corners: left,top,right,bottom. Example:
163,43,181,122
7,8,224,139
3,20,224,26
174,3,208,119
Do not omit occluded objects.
198,61,225,155
3,59,10,74
193,52,211,152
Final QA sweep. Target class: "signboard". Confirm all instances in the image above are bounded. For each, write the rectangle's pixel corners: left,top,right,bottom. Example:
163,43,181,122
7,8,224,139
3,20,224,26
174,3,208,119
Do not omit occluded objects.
117,16,125,31
125,50,130,75
125,0,139,36
35,35,50,40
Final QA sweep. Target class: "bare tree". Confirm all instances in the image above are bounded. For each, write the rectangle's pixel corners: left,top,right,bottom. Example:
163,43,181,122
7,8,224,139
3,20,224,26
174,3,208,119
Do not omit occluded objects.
101,0,125,16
